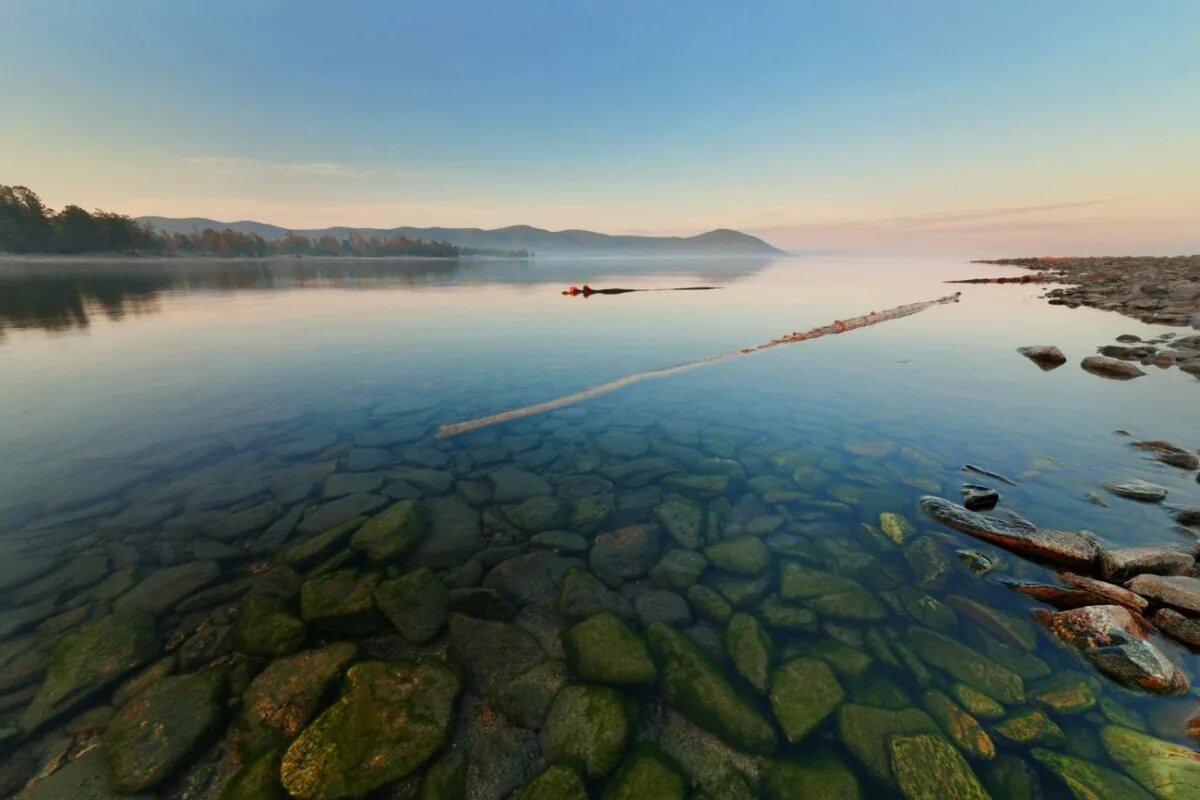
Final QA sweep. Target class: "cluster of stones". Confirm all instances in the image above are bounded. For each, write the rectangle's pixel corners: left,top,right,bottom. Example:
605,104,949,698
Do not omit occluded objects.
1,399,1199,799
1018,332,1200,380
977,255,1200,329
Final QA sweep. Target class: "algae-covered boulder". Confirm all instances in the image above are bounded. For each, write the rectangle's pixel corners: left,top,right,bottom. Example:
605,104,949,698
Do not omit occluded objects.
724,613,772,693
603,747,686,800
506,495,570,532
448,613,547,700
234,593,307,658
1101,725,1200,799
705,537,770,575
757,596,817,632
836,704,939,781
768,658,843,743
992,709,1065,746
779,563,885,620
563,612,656,686
374,567,448,643
20,612,158,733
645,622,777,755
888,734,988,800
103,668,227,792
688,584,733,624
349,499,426,562
540,684,631,778
1031,747,1154,800
558,566,634,620
14,747,150,800
299,569,385,634
235,642,357,757
908,627,1024,704
281,659,460,799
650,549,708,590
514,764,588,800
497,660,569,729
920,690,994,760
761,751,862,800
222,748,285,800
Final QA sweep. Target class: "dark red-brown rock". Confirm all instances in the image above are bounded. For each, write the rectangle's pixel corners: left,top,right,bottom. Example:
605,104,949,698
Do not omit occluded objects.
1126,574,1200,615
1151,608,1200,649
1059,573,1150,614
921,497,1099,571
1035,605,1187,694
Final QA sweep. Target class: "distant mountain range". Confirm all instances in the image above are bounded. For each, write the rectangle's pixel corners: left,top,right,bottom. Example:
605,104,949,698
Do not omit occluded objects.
135,217,785,256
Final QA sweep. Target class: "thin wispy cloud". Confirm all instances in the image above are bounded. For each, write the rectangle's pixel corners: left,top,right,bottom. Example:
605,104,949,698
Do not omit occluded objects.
183,156,359,178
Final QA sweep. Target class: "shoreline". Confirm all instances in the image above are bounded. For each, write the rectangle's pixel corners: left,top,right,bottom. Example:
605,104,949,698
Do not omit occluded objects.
0,252,529,265
974,255,1200,328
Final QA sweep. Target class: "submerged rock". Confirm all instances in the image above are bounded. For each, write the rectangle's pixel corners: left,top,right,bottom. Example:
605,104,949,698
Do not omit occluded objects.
879,512,916,544
348,499,426,562
769,658,843,743
558,566,634,620
497,660,568,730
760,751,861,800
888,733,989,800
114,561,221,616
233,593,307,658
650,549,708,590
836,704,939,781
1035,605,1187,694
920,496,1099,570
20,612,158,733
908,627,1025,703
921,689,995,760
961,484,1000,511
448,614,547,700
1101,724,1200,799
103,669,226,791
513,764,588,800
590,525,661,587
603,747,686,800
374,567,448,643
646,622,777,755
991,709,1065,746
1032,747,1155,799
704,537,770,575
779,563,886,621
281,660,460,799
654,496,704,550
1104,479,1170,502
540,684,630,778
562,611,656,686
299,569,385,634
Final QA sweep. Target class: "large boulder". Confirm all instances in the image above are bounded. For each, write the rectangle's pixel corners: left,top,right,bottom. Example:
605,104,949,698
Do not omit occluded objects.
1125,574,1200,614
645,622,777,755
836,704,939,781
103,669,227,792
299,570,386,634
603,748,686,800
888,734,988,800
1101,725,1200,799
724,613,772,693
768,658,843,744
907,627,1024,704
280,660,460,799
233,594,307,658
348,499,426,562
448,614,547,700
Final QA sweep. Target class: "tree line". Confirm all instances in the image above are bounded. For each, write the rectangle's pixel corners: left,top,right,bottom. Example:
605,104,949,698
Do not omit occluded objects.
0,185,528,258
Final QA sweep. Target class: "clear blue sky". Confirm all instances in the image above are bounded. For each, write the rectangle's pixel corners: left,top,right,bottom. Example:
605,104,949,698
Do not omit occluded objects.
1,1,1197,253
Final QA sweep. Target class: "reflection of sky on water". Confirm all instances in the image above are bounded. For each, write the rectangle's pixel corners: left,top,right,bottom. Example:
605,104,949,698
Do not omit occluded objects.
1,254,1197,543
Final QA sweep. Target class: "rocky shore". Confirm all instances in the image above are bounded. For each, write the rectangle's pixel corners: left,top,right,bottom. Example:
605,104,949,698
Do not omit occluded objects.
975,255,1200,329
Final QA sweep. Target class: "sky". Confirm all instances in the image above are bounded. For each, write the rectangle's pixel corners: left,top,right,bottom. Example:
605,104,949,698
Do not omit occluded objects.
1,0,1198,255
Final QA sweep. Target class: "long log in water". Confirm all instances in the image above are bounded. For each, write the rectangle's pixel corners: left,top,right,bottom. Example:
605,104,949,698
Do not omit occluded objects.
435,291,962,438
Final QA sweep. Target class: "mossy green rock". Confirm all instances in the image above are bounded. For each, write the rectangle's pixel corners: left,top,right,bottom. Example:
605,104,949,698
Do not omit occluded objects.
757,596,817,632
904,537,951,590
1101,725,1200,799
654,497,704,549
497,660,568,729
650,549,708,590
779,563,885,620
1030,672,1098,714
563,612,657,685
221,748,285,800
374,567,448,643
687,584,733,624
704,537,770,575
662,473,730,495
762,751,862,800
21,612,158,732
281,660,461,799
506,495,570,532
920,690,994,760
299,569,385,634
888,733,989,800
1031,747,1154,800
769,658,843,743
645,622,777,755
724,613,772,693
879,512,916,544
278,517,363,569
952,684,1005,719
603,748,686,800
992,709,1065,746
540,684,631,778
836,704,939,781
15,747,153,800
234,593,307,658
114,560,220,616
908,627,1024,704
983,755,1042,800
104,668,227,792
448,613,547,700
558,566,633,620
235,643,357,757
349,499,426,562
514,764,588,800
420,750,466,800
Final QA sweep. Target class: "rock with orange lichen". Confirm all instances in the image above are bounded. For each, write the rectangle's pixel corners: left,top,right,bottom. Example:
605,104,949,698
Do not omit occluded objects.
280,659,460,800
921,689,995,760
233,642,357,758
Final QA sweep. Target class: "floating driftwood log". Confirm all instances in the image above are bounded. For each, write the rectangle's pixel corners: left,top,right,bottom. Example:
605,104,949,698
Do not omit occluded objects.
436,291,962,438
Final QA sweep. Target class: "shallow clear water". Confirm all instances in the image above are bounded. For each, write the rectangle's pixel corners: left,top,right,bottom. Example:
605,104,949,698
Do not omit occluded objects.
1,255,1197,798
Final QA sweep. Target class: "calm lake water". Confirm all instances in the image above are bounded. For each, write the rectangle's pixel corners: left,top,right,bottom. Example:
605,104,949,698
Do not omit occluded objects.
0,255,1197,799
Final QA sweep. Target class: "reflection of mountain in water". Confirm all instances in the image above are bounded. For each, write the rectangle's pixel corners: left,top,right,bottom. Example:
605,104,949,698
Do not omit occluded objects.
0,256,779,334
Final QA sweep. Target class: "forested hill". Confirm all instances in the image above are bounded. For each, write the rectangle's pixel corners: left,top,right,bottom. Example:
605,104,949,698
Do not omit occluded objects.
138,218,786,256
